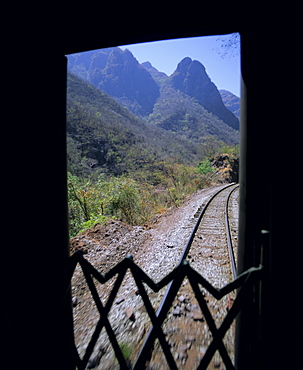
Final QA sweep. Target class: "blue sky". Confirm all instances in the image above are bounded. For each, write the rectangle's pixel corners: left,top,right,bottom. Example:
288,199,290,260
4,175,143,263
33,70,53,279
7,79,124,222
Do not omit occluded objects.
120,34,241,97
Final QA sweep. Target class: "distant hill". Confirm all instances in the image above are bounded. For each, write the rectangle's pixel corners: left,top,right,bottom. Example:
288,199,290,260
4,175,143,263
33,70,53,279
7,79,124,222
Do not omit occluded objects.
66,72,198,177
219,89,240,119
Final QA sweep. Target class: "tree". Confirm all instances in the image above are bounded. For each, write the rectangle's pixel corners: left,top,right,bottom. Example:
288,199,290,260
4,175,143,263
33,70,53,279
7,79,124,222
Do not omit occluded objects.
198,136,224,159
197,159,214,175
216,33,240,59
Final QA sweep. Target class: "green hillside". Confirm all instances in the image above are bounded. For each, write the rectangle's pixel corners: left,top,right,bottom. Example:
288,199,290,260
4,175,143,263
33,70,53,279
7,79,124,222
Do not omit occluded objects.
66,72,199,177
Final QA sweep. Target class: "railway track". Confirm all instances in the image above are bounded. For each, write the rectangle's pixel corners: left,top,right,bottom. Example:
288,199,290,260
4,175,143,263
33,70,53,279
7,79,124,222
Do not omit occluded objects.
189,183,239,282
141,183,239,369
71,183,240,370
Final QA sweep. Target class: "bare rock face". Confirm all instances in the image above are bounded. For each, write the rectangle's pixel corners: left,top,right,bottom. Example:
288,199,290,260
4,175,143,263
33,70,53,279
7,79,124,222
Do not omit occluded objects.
211,154,239,183
170,57,239,130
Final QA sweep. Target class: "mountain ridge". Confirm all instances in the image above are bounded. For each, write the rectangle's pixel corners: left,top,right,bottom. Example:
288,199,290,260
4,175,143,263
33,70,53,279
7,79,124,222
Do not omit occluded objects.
67,47,239,131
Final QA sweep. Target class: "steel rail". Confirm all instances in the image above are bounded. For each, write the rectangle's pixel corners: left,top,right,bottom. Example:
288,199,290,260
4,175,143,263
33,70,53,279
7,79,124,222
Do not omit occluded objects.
178,182,237,264
225,184,239,280
134,182,238,369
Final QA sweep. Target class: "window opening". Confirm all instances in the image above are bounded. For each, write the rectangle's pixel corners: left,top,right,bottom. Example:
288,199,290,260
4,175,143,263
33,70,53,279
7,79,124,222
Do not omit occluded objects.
66,34,241,369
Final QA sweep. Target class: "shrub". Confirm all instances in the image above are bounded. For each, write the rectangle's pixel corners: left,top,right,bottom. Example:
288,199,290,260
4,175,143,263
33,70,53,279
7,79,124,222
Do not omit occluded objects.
106,177,144,225
197,159,214,175
67,157,221,237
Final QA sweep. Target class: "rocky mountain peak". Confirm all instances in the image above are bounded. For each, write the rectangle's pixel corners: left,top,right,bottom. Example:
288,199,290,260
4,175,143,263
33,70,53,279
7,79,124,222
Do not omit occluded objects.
188,59,206,74
89,51,108,71
176,57,193,71
141,61,152,69
87,48,160,116
169,58,239,130
107,48,137,67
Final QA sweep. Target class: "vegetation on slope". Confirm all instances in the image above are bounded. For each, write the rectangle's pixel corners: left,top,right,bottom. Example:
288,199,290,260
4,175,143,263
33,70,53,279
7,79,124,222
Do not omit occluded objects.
67,72,239,237
68,165,214,237
67,72,199,177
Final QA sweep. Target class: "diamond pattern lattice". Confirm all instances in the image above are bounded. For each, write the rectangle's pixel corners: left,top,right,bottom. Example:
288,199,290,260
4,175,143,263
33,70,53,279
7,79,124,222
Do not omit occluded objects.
66,251,262,370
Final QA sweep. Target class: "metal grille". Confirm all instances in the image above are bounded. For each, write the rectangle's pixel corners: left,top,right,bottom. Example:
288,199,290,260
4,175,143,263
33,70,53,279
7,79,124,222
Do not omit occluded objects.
67,251,262,369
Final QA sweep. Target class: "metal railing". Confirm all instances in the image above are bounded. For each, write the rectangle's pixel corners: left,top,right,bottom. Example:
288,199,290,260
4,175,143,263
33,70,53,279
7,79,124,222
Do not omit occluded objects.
66,251,262,370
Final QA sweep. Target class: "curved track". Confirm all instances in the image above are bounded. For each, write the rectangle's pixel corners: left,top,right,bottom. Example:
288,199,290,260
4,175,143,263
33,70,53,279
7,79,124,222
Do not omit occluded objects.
155,183,239,314
183,183,239,281
143,183,240,369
